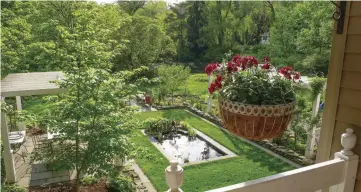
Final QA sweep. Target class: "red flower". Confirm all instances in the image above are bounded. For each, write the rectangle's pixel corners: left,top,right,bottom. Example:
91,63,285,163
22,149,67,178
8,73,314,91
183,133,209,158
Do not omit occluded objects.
261,63,270,70
215,75,223,88
293,71,300,80
205,63,218,76
240,56,258,69
232,54,242,67
263,56,270,63
249,56,258,66
216,74,223,82
208,82,217,94
227,61,237,73
279,66,293,80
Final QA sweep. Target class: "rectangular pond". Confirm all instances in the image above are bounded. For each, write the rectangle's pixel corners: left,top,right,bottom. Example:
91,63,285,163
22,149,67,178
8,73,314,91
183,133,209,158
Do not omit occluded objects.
143,130,236,165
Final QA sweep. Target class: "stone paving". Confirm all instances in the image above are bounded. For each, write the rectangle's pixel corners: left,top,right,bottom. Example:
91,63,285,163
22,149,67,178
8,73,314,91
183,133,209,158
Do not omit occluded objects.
14,136,77,188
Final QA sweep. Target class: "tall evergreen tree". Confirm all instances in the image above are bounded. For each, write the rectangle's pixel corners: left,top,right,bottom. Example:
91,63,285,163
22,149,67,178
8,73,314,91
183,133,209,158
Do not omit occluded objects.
186,1,208,59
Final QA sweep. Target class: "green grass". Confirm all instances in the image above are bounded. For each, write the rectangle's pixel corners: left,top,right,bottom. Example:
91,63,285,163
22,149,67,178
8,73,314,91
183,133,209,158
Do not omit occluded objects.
177,73,209,96
22,96,55,116
134,109,295,192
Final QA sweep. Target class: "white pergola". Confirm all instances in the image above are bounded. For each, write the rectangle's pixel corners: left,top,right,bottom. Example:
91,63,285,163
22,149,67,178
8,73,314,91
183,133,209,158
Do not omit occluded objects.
1,71,65,183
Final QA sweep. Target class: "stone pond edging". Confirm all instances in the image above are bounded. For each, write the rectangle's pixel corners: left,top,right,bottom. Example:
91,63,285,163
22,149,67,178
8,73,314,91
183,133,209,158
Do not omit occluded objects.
152,102,314,167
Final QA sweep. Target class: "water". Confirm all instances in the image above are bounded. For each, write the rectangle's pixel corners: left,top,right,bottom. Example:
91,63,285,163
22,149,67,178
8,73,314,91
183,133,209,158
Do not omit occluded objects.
156,133,225,164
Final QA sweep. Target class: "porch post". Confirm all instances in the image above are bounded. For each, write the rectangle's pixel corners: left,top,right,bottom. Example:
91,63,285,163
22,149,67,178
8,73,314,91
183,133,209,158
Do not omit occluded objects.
16,96,25,131
1,104,16,182
334,128,359,192
305,93,321,158
165,160,184,192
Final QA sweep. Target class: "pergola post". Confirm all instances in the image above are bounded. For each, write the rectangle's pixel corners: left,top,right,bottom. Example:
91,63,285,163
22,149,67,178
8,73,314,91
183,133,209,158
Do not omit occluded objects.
1,105,16,183
16,96,25,131
305,93,321,158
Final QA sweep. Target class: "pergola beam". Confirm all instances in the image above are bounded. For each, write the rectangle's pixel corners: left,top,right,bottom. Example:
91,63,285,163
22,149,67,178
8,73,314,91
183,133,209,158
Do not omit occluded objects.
0,71,65,183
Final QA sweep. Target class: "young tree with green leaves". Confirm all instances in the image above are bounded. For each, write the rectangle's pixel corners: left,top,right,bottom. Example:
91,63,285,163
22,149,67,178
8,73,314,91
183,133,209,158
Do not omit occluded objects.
30,2,143,191
157,65,191,103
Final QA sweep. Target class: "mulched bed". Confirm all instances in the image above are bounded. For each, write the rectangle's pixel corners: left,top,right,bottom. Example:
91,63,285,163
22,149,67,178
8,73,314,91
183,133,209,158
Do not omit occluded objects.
29,180,108,192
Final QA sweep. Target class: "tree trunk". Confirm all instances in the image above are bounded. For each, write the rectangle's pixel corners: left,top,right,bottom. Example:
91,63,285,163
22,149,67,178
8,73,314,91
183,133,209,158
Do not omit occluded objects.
75,170,81,192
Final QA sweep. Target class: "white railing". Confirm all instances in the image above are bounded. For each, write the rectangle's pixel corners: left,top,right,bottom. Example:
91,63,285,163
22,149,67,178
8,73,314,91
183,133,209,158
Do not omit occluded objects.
164,129,359,192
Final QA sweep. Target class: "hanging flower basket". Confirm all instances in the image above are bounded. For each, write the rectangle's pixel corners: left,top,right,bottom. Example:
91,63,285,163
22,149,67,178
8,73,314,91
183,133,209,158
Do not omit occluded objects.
218,95,296,140
205,55,300,140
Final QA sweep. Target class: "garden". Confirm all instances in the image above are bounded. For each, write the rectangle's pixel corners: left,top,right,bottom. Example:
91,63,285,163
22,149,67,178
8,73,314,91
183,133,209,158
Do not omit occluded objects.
1,53,325,192
1,1,332,192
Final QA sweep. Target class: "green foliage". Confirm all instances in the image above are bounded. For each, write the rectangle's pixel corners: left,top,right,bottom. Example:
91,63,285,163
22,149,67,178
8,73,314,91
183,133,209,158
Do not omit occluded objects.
107,175,135,192
28,5,149,189
310,77,326,101
268,2,333,76
143,118,177,141
1,1,332,77
81,175,98,186
1,1,176,77
182,123,197,137
187,1,208,58
1,102,35,132
222,67,296,105
157,64,191,101
1,184,26,192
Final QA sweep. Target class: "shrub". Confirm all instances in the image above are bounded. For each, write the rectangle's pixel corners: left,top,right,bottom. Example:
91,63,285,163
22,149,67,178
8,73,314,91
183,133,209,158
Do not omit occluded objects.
1,184,25,192
180,122,196,137
143,118,177,141
107,175,135,192
81,175,98,186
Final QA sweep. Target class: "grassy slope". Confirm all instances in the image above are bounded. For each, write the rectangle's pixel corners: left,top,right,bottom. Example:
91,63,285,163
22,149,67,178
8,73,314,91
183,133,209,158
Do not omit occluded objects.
135,109,294,192
177,73,209,96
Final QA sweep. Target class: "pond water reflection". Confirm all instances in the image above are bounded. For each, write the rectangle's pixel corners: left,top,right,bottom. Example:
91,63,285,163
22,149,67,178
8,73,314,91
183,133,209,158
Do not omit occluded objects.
155,132,225,164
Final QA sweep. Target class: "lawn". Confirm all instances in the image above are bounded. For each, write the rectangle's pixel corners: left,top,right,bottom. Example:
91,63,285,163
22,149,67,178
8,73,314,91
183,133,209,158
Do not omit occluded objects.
177,73,209,96
134,109,295,192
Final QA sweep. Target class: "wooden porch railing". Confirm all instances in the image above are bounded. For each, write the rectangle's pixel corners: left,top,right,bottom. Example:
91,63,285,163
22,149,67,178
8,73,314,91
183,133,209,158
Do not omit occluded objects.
164,129,359,192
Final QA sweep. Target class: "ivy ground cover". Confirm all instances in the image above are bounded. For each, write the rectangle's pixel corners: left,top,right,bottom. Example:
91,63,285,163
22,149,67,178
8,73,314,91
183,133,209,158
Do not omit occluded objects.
134,109,295,192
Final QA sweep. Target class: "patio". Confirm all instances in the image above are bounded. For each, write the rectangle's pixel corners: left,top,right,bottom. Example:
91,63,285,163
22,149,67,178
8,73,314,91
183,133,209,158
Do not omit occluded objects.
12,134,77,188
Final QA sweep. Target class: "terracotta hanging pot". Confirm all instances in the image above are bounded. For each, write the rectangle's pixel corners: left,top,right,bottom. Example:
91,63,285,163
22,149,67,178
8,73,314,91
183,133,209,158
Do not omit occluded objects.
218,95,296,141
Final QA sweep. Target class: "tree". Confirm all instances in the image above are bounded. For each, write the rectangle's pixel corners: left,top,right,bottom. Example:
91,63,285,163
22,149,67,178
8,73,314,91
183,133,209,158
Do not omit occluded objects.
117,1,145,15
1,1,34,77
30,2,140,192
187,1,208,59
157,65,191,102
268,1,332,75
166,2,189,61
